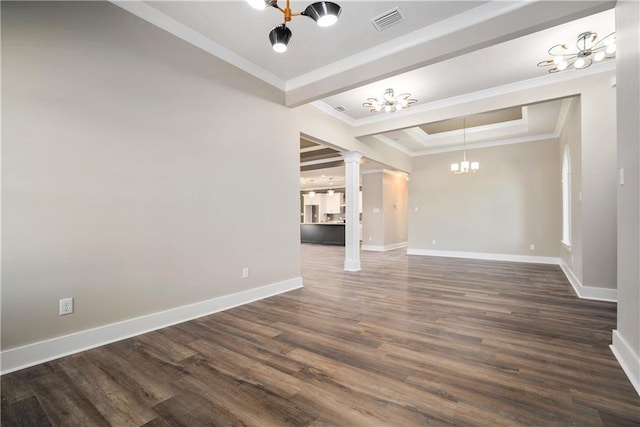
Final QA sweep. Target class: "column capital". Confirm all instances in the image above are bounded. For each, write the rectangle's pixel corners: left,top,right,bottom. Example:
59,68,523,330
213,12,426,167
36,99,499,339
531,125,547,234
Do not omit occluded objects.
341,151,364,164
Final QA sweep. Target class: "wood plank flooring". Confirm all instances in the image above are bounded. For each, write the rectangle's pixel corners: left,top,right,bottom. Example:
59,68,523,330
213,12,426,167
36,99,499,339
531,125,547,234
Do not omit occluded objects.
2,244,639,426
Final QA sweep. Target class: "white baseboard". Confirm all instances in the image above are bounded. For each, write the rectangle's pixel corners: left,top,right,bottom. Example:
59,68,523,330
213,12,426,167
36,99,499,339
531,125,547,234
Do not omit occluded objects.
406,248,560,265
611,330,640,396
0,277,303,375
404,249,617,302
361,242,408,252
559,262,617,302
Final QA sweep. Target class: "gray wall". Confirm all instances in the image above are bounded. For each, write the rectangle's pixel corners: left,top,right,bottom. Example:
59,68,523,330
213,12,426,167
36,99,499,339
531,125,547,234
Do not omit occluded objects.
383,172,408,246
1,2,303,350
362,173,384,246
581,79,617,289
559,76,617,292
408,139,561,257
362,171,408,249
615,0,640,386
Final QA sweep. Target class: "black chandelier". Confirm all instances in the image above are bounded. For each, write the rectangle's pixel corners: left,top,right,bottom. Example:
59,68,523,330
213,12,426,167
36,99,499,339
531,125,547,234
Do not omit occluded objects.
247,0,342,53
537,31,616,73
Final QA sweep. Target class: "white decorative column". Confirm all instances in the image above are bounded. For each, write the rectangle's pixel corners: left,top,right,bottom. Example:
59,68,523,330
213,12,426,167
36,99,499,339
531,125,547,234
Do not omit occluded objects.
342,151,363,271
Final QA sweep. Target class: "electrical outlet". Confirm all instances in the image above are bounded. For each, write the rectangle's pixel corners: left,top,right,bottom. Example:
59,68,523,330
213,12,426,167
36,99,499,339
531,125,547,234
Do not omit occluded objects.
529,244,535,251
59,298,73,315
242,267,249,279
432,240,436,245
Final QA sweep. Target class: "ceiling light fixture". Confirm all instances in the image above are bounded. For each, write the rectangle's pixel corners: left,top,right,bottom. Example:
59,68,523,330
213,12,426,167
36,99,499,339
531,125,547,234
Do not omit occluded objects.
451,118,479,175
306,179,316,197
327,177,334,196
247,0,342,53
537,31,616,73
363,88,417,113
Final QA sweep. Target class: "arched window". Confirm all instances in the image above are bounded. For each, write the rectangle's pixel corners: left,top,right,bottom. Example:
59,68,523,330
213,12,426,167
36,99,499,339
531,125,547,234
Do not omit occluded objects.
562,146,571,247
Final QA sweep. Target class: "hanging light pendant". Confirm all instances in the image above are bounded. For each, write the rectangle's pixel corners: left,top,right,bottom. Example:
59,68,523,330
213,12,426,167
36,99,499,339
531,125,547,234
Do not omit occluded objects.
248,0,342,53
247,0,277,10
302,2,342,27
269,24,292,53
451,118,479,174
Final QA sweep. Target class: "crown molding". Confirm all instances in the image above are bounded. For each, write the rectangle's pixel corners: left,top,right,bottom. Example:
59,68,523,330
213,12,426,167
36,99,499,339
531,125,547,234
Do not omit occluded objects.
402,110,529,150
411,132,559,157
370,135,413,156
301,156,344,167
361,168,408,177
111,1,285,90
310,101,356,126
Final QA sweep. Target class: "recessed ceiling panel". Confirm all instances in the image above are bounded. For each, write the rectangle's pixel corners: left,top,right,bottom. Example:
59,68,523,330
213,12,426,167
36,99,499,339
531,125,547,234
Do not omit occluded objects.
373,97,573,155
382,131,427,152
300,138,319,149
300,148,342,162
420,107,523,135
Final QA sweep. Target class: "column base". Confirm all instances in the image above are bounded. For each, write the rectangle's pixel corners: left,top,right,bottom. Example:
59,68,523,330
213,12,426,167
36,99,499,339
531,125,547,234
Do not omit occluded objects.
344,259,361,272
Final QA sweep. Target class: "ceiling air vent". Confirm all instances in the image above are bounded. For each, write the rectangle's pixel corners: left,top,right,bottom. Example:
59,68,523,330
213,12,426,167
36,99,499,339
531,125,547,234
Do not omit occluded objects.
334,105,348,112
371,7,406,31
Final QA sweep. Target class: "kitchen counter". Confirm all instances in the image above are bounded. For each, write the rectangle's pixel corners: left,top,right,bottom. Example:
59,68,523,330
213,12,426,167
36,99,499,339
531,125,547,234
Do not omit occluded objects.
304,222,345,225
300,223,345,246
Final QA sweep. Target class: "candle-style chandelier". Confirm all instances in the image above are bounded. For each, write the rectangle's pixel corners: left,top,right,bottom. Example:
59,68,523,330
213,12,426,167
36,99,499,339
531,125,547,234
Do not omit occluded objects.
537,30,616,73
450,118,479,175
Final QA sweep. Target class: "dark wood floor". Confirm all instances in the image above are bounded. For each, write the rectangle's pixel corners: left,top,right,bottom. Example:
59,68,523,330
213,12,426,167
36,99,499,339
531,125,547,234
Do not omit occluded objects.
2,244,639,426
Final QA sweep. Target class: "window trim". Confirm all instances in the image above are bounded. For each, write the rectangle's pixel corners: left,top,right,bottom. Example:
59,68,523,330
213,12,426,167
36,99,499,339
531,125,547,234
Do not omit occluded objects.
561,145,571,248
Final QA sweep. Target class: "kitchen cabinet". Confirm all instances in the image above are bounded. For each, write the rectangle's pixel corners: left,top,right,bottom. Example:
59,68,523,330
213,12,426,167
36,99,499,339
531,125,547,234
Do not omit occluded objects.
325,192,342,214
303,194,319,206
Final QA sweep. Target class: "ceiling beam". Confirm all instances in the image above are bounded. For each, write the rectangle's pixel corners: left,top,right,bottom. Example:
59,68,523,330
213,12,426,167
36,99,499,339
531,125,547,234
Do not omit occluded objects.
285,0,615,107
301,156,344,167
350,62,615,137
301,160,345,172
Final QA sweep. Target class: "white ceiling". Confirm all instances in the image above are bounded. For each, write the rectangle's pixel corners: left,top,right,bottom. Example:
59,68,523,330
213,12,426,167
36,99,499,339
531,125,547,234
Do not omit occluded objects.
145,1,488,81
114,0,616,171
373,97,573,156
